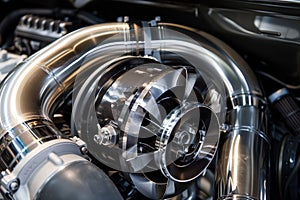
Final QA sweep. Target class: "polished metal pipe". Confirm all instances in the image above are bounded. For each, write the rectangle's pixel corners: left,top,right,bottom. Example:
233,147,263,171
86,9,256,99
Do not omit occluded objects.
0,22,269,199
0,23,131,170
160,24,270,200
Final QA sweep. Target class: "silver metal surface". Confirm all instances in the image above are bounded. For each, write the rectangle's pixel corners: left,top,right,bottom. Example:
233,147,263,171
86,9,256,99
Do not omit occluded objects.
80,61,221,198
0,138,86,199
0,21,269,199
16,15,71,40
0,119,60,171
0,50,27,81
158,102,220,182
215,96,269,200
0,23,129,199
268,88,289,103
0,23,130,171
13,140,86,200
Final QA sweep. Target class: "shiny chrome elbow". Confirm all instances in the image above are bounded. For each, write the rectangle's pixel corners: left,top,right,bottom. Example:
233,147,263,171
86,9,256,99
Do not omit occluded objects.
0,23,128,199
0,21,269,199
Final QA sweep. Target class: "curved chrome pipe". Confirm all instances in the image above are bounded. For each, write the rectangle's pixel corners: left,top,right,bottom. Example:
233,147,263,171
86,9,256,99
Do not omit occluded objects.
0,23,131,172
0,22,269,199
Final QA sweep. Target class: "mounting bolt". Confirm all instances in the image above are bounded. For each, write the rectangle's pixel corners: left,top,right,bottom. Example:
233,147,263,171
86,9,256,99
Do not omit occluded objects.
117,16,130,23
1,171,6,177
94,134,103,144
220,123,231,133
9,180,19,192
80,146,88,155
0,50,8,61
155,16,161,22
94,125,117,147
123,16,130,23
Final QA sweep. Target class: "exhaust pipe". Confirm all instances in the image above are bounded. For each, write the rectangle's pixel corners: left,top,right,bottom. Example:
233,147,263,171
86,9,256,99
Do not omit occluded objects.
0,22,269,199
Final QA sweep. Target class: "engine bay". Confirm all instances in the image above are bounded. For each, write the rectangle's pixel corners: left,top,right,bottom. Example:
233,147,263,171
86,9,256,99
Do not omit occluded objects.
0,0,299,199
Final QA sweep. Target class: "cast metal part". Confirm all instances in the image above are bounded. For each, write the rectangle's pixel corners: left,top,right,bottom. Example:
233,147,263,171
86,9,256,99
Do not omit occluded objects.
16,15,71,41
0,139,86,198
0,49,27,81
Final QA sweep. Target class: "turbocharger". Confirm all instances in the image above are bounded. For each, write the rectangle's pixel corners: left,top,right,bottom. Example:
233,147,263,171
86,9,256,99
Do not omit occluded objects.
0,21,269,200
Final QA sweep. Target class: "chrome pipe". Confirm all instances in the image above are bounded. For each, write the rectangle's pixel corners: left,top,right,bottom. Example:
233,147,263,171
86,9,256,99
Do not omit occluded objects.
0,23,128,199
0,22,269,199
160,24,270,200
0,23,131,170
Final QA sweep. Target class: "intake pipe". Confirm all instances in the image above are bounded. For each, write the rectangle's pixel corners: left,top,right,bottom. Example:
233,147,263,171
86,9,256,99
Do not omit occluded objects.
0,22,269,199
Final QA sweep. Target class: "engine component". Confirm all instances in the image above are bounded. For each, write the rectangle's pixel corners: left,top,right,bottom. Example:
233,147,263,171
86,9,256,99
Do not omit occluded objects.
269,88,300,136
0,138,122,200
72,56,221,198
0,8,106,55
0,17,270,200
278,134,300,200
268,88,300,199
14,14,72,55
0,24,123,199
1,0,300,199
0,49,26,82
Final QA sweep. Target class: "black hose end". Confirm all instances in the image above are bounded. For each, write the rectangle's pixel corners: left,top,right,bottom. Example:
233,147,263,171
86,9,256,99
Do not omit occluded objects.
36,161,122,200
269,88,300,136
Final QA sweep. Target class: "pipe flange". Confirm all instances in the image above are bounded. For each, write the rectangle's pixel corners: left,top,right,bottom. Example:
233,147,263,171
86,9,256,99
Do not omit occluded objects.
0,138,88,199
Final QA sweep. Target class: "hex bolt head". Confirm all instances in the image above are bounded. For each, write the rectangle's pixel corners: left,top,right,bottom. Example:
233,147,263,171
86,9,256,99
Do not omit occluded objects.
94,134,104,144
94,125,117,147
80,146,88,155
0,50,8,61
9,180,19,192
